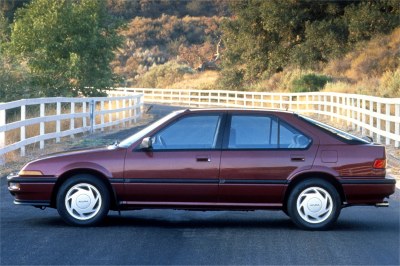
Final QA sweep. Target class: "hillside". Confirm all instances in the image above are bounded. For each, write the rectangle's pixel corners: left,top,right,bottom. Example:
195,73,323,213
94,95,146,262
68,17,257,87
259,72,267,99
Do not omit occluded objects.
109,1,399,97
124,26,400,98
1,0,399,100
112,15,224,87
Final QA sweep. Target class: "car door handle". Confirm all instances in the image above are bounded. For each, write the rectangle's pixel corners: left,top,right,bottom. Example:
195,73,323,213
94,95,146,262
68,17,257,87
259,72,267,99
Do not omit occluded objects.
196,156,211,162
291,155,305,162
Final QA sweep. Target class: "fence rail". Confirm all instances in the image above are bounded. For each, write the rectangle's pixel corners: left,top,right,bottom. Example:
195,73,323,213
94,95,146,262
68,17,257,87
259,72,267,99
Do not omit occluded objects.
0,93,143,162
116,88,400,148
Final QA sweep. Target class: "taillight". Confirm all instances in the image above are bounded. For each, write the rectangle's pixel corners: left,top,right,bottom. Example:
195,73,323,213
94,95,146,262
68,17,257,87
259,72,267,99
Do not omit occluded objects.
373,159,386,169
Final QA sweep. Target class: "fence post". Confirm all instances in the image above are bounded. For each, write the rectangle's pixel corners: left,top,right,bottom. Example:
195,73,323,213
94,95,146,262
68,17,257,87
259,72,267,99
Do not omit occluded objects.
356,98,361,131
362,99,366,135
116,99,120,127
129,98,133,125
56,102,61,142
108,100,112,127
369,100,374,138
70,102,75,138
0,108,5,165
100,100,105,131
346,97,350,127
376,102,381,143
395,103,399,148
89,100,95,133
40,103,45,149
351,98,355,129
133,97,137,123
122,98,126,126
385,103,390,145
20,105,26,156
82,101,87,129
305,95,309,112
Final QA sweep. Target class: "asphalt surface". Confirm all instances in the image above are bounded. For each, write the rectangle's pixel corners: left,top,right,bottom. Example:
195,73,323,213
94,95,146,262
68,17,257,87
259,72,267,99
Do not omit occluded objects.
1,104,399,265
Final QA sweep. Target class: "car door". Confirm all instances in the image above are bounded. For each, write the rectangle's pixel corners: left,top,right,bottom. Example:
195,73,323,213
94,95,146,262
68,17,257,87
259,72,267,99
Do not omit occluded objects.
122,112,225,205
219,113,318,205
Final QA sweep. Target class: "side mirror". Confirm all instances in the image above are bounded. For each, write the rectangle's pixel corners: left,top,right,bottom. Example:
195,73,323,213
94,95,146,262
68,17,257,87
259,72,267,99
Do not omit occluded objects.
139,137,152,149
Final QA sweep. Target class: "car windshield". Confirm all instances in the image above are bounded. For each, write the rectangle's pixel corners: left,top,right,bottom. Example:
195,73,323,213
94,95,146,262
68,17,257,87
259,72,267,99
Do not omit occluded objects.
299,115,369,144
118,110,185,148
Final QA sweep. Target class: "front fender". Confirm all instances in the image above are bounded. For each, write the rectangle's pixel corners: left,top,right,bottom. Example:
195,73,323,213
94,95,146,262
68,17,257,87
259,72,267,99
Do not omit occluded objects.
56,162,113,179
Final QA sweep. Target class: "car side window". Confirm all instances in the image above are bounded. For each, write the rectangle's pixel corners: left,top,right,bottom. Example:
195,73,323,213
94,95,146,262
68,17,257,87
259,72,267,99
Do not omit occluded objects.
228,115,310,149
280,122,311,148
229,115,278,149
151,115,221,150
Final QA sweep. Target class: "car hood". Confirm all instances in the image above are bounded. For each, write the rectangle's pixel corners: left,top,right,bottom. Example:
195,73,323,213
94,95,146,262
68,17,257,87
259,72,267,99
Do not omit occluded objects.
21,145,127,178
37,145,120,160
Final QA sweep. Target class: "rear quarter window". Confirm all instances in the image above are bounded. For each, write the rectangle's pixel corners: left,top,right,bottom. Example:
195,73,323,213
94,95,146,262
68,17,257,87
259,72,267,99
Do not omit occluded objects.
298,115,369,144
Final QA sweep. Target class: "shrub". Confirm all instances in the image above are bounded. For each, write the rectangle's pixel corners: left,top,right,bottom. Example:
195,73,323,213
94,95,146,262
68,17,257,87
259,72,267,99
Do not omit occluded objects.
291,74,332,92
379,68,400,98
136,61,194,88
322,81,354,94
217,68,245,90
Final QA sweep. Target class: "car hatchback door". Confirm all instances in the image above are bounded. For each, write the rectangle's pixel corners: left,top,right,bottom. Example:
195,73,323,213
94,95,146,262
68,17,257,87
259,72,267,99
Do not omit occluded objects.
122,112,225,205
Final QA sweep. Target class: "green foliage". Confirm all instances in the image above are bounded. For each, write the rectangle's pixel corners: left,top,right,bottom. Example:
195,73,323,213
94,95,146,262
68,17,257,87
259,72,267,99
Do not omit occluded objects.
344,0,400,43
0,54,35,102
0,0,30,22
0,12,9,48
217,68,245,90
291,74,332,93
8,0,123,97
136,61,194,88
220,0,400,89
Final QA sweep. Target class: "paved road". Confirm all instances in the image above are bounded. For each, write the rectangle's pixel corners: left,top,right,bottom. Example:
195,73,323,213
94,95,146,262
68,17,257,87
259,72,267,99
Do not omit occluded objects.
1,104,399,265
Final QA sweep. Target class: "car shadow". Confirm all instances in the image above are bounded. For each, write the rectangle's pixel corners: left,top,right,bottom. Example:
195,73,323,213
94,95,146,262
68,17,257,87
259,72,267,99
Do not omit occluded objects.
103,214,296,230
27,210,398,233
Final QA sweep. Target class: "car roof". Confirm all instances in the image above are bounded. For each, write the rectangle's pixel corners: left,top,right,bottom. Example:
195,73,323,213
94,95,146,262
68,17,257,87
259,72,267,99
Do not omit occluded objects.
182,108,296,115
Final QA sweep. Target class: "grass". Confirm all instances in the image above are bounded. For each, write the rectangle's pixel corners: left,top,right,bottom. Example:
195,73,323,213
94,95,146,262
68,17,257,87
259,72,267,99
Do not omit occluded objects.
166,70,220,90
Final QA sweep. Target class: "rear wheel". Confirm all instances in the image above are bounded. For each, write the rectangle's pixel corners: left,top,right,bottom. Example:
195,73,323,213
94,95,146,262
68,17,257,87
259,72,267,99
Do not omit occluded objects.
56,175,110,226
287,179,341,230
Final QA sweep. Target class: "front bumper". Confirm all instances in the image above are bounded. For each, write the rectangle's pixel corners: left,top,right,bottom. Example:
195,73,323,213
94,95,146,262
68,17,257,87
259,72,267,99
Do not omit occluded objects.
7,173,57,207
340,176,396,205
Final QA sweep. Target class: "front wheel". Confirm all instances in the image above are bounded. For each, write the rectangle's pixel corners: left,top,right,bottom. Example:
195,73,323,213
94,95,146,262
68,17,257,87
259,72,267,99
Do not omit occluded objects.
287,179,341,230
56,175,110,226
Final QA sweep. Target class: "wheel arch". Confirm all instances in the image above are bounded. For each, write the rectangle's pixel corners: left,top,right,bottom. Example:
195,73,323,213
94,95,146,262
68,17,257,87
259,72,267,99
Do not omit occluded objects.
50,169,118,210
283,172,346,211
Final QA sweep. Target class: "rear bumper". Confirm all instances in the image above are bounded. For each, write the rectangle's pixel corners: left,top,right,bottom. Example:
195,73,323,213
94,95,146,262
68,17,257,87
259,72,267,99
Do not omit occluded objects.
340,177,396,205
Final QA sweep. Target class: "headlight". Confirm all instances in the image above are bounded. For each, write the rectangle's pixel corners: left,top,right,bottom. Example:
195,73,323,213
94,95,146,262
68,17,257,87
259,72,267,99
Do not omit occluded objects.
8,182,20,191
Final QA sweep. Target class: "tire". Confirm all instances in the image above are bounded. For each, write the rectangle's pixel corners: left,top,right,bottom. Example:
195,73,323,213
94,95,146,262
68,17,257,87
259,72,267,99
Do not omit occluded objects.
56,174,110,226
287,178,341,230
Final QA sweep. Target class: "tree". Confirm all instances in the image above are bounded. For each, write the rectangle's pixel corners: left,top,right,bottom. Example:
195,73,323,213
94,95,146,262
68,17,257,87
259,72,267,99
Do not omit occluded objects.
219,0,400,89
9,0,123,97
0,0,30,22
0,12,9,48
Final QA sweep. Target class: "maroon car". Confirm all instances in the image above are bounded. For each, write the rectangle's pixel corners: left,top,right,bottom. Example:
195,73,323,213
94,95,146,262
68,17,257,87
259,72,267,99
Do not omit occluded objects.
7,109,396,230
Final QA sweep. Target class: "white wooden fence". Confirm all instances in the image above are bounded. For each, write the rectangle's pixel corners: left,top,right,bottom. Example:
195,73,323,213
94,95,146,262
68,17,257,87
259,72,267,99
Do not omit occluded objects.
116,88,400,148
0,93,143,162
